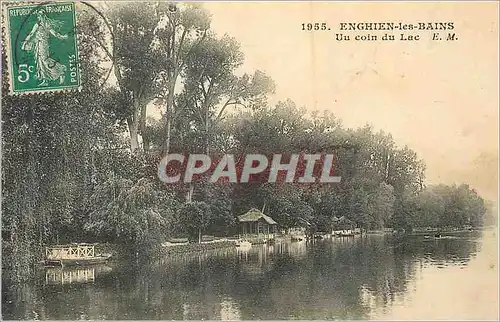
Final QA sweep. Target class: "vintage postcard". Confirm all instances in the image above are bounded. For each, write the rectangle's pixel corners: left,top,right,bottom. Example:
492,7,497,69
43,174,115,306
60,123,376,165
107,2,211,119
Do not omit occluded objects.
1,1,498,321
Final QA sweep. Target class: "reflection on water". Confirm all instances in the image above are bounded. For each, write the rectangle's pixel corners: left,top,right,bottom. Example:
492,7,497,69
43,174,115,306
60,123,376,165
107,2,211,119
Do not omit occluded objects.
219,297,241,321
45,267,95,285
44,266,113,286
2,229,498,320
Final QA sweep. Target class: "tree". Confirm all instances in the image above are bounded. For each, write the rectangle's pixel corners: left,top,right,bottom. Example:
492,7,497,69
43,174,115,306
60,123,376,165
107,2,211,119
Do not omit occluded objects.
1,6,134,281
155,2,211,156
175,201,212,243
171,34,275,202
368,182,396,229
104,2,163,152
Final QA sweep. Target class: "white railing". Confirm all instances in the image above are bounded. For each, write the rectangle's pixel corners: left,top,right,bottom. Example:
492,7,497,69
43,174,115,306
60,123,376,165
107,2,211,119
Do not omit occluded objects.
45,244,95,260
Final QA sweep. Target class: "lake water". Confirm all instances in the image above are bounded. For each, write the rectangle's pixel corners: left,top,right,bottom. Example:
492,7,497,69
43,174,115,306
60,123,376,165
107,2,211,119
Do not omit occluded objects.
2,228,498,320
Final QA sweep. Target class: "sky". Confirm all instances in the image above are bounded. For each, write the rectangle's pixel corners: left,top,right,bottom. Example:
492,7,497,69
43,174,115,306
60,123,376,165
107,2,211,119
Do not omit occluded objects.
189,1,499,202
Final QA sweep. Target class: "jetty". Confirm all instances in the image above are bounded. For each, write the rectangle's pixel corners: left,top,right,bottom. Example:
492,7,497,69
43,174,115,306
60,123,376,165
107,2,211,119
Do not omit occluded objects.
44,243,111,267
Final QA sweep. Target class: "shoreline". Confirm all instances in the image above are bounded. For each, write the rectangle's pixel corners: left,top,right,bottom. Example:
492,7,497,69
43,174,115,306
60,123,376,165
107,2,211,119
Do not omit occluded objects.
160,240,237,256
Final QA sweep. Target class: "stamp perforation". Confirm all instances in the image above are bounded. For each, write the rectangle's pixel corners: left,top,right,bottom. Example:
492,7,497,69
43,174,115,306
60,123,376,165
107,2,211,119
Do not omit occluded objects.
2,1,82,96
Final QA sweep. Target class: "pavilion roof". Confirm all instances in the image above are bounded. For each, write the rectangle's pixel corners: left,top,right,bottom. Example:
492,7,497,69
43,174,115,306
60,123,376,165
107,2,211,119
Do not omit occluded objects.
238,208,278,225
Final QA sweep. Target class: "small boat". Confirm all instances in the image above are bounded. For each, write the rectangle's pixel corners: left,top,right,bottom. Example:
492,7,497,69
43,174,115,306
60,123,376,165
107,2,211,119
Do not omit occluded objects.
291,233,306,242
235,240,252,248
44,254,112,267
43,244,112,267
336,232,355,237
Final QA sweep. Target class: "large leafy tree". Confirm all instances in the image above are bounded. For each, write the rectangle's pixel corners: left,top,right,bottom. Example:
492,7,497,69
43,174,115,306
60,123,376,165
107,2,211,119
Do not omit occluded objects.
83,2,164,153
154,2,211,156
1,6,132,281
85,177,178,255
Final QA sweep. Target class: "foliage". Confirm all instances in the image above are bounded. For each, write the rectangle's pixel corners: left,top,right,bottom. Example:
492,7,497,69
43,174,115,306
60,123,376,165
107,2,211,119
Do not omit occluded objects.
86,177,178,255
1,2,489,284
175,201,212,241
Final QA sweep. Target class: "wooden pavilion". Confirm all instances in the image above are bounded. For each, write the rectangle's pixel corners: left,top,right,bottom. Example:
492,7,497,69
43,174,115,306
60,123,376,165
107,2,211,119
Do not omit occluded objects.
238,208,278,238
331,216,356,235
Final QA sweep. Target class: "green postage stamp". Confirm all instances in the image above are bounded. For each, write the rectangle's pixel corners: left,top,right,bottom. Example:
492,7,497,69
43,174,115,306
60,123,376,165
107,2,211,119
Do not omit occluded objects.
4,2,81,94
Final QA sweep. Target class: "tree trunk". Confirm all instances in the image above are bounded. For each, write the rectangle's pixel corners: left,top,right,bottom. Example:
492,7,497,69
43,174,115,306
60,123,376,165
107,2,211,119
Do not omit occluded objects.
127,99,141,153
202,106,210,201
139,102,149,152
205,105,210,155
164,70,177,156
165,117,171,156
127,117,139,153
187,184,194,202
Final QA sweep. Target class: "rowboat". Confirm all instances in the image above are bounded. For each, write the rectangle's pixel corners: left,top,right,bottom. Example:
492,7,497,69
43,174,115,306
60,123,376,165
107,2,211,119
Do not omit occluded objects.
44,254,112,267
235,240,252,248
335,232,355,237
